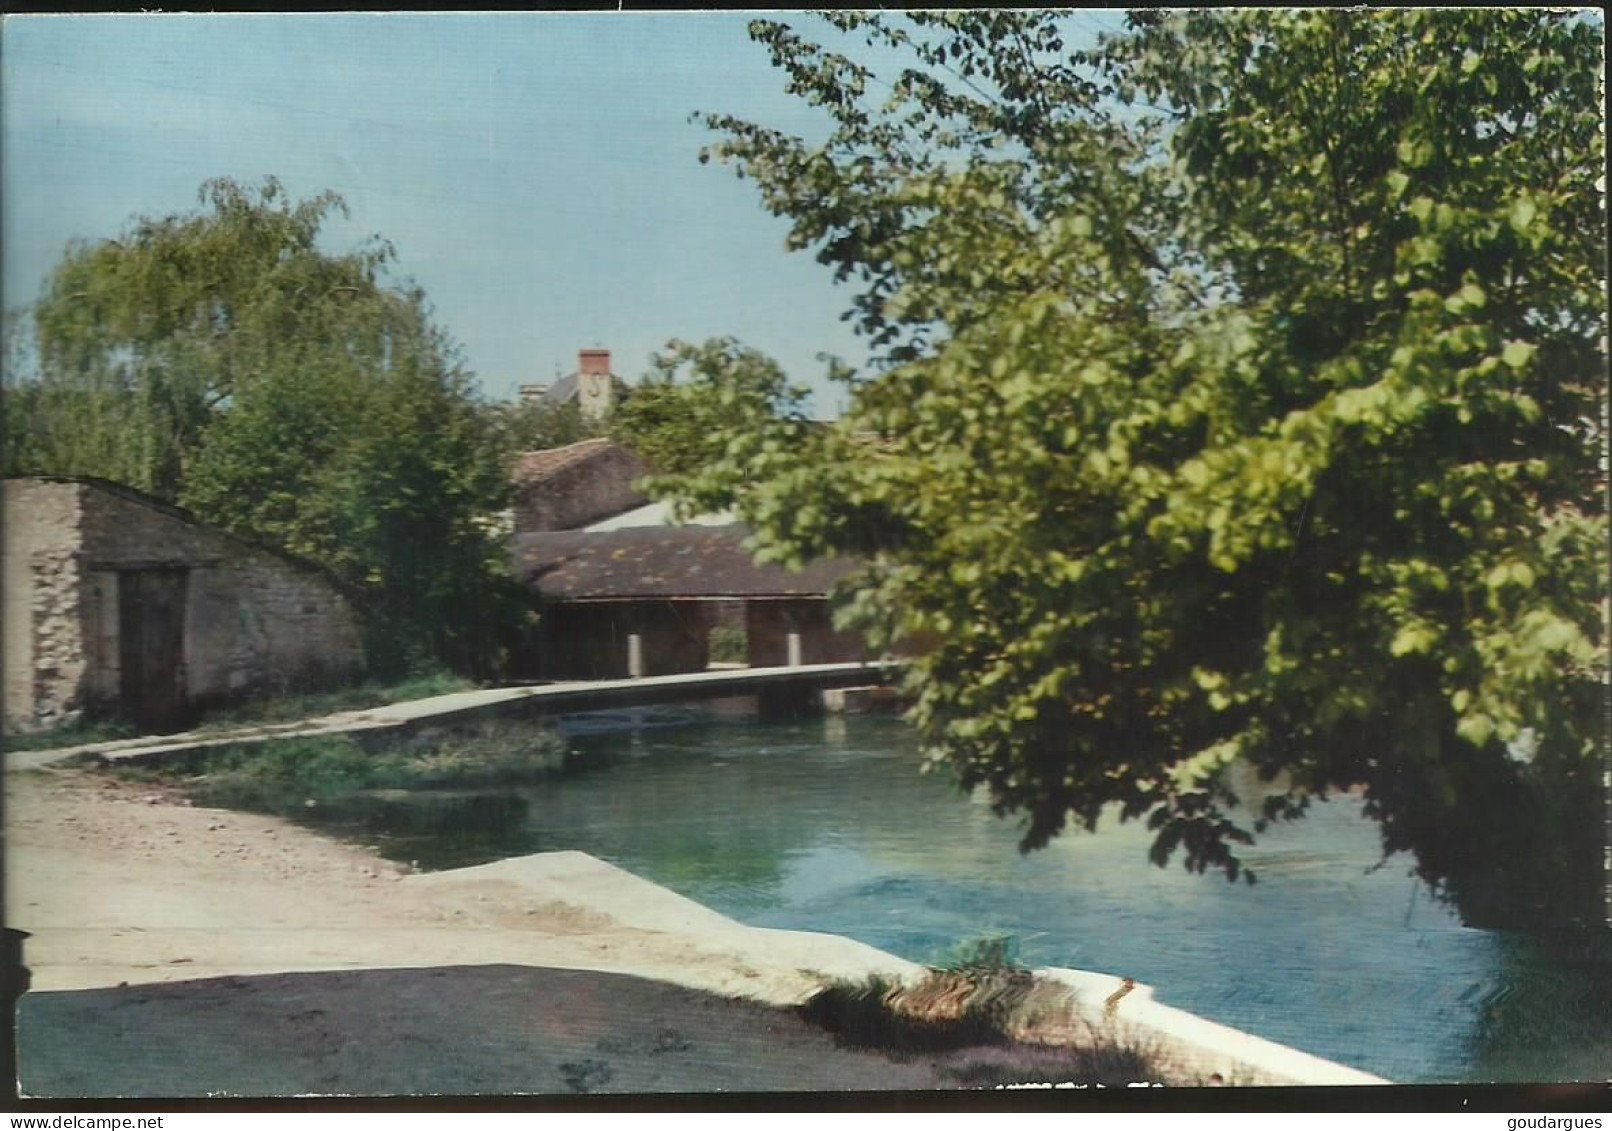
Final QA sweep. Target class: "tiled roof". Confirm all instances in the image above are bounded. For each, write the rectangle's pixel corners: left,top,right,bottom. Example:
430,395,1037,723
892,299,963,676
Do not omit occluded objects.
514,524,861,600
512,438,622,484
540,373,579,404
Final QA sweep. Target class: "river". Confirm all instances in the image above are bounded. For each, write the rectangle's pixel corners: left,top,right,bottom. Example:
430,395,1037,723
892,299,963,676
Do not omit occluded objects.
378,708,1610,1085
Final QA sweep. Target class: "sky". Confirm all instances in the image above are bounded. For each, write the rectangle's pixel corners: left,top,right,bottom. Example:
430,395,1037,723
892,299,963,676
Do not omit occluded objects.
1,12,1120,415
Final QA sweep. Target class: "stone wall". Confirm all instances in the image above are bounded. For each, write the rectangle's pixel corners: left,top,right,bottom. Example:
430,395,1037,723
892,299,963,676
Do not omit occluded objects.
2,480,88,732
513,444,648,534
2,478,365,733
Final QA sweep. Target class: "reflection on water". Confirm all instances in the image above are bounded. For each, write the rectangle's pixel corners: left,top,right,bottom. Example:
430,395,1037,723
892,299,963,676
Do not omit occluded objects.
389,710,1610,1085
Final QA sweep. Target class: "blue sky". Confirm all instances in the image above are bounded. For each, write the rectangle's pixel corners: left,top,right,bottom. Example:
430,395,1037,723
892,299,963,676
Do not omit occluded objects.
1,11,976,413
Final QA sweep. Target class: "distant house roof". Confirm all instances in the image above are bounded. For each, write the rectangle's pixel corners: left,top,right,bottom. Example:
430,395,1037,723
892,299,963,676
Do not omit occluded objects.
538,372,580,406
583,500,736,532
535,373,631,409
512,437,623,485
515,524,861,601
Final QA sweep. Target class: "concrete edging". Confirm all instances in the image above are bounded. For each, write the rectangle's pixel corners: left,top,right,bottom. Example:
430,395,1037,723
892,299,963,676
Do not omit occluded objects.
1033,967,1389,1086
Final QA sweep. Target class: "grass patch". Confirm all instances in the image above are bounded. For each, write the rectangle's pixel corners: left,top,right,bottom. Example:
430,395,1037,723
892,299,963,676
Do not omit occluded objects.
935,931,1023,973
114,724,566,818
1,719,139,753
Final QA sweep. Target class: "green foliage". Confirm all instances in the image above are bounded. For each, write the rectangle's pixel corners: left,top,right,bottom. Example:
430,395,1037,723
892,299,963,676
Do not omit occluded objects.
0,718,137,753
126,726,567,816
677,11,1607,929
485,396,604,467
608,337,817,488
606,377,709,477
706,624,749,666
6,177,532,677
937,932,1024,974
1,672,472,752
626,338,846,557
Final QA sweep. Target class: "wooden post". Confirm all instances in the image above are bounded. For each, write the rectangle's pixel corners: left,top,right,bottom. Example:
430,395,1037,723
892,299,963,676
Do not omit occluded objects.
628,633,644,679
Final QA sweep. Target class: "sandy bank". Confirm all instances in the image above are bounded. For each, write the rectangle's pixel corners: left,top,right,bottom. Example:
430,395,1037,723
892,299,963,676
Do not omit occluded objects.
6,768,1169,1097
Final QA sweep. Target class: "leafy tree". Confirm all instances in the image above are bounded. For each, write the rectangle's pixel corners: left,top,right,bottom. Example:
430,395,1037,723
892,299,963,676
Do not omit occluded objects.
608,337,812,479
9,177,529,677
659,10,1606,929
14,179,388,495
484,396,604,469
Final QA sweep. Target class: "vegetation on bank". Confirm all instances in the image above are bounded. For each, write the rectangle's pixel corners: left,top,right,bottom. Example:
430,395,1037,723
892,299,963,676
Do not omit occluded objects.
800,936,1172,1087
1,670,475,753
106,725,567,818
0,719,139,753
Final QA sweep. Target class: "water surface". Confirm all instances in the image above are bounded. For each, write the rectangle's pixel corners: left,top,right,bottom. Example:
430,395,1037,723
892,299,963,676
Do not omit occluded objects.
386,710,1611,1085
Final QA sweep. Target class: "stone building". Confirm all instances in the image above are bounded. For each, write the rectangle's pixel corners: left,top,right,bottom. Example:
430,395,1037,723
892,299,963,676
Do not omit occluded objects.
511,438,650,535
518,348,625,423
513,524,866,680
2,477,364,735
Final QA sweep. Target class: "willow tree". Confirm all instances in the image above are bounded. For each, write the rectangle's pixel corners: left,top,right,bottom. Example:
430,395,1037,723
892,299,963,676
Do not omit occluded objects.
658,10,1606,929
10,177,524,676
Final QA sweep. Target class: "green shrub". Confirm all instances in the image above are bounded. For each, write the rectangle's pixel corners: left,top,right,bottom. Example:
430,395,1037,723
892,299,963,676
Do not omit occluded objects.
707,625,748,666
937,932,1023,973
123,723,566,817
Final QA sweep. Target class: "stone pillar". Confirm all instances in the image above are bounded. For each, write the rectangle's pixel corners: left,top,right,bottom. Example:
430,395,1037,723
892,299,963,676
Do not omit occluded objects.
627,633,644,679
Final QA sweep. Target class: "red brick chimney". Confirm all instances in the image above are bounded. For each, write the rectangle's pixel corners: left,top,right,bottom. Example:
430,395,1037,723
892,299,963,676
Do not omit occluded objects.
576,348,614,422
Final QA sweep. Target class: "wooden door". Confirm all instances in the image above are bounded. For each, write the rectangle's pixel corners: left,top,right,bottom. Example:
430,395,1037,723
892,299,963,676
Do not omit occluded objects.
118,569,189,733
